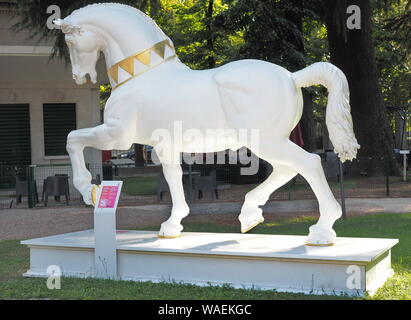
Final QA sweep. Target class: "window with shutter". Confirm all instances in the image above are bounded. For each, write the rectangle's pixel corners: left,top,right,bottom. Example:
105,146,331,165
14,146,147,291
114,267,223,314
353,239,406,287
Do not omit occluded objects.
43,103,76,156
0,104,31,188
0,104,31,165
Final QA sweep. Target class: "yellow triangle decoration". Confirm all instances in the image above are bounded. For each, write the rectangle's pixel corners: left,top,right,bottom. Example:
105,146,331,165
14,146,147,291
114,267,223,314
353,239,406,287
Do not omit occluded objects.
108,66,118,83
108,40,176,90
119,58,134,76
136,50,151,66
153,42,166,59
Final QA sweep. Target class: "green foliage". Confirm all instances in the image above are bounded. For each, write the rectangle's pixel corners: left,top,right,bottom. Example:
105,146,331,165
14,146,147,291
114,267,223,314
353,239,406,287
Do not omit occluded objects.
99,84,111,111
120,176,157,195
213,0,316,71
157,0,239,69
373,1,410,110
303,19,329,121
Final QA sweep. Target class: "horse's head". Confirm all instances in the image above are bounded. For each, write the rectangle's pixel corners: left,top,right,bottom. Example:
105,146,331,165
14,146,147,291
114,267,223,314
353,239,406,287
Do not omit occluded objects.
54,19,101,85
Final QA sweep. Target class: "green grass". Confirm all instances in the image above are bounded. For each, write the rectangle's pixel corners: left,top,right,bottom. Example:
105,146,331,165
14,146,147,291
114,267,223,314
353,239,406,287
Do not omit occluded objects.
285,178,357,191
120,176,157,196
120,176,358,197
0,213,410,300
245,179,358,194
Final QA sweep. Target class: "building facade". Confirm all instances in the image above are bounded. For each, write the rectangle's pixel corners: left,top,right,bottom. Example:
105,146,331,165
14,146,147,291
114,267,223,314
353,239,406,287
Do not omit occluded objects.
0,1,106,169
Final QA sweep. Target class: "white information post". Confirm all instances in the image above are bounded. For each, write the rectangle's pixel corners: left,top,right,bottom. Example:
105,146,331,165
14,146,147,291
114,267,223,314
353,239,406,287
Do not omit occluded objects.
399,150,409,182
93,180,123,279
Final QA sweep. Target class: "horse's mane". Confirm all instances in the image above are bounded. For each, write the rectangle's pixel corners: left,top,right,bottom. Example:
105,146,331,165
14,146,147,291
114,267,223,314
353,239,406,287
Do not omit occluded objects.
68,3,166,37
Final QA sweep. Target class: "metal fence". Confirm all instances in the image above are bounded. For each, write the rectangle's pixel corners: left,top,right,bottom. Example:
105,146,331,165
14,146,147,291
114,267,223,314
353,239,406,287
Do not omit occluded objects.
0,153,410,210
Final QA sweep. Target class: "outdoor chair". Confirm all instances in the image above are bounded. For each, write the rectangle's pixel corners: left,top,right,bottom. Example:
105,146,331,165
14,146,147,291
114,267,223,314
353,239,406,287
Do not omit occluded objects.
41,179,47,201
193,170,219,200
54,174,71,200
156,172,170,201
323,151,340,181
43,174,71,202
43,176,70,206
91,174,102,185
15,177,39,205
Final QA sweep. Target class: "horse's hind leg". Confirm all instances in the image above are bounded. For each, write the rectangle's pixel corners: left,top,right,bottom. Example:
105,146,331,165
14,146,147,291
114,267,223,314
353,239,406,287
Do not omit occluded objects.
239,163,297,233
253,139,342,245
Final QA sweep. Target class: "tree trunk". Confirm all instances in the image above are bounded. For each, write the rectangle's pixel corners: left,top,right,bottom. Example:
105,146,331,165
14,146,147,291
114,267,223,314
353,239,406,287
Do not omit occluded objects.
300,90,316,152
134,144,145,167
205,0,216,69
325,0,398,174
394,111,406,149
285,0,316,152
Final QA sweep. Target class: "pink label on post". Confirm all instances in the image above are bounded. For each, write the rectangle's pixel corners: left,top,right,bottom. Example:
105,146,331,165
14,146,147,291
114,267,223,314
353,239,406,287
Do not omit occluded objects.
98,186,120,209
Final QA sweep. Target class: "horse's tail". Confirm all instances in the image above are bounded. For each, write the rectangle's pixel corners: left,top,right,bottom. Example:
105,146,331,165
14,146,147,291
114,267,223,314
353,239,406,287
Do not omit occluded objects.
292,62,360,162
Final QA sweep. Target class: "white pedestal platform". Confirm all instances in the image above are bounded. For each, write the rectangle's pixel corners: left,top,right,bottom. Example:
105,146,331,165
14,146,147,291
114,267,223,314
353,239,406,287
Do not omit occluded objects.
21,230,398,296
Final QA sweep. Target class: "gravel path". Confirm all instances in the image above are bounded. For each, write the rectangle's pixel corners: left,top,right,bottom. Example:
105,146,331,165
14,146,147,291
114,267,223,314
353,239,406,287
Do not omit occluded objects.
1,197,410,240
0,206,309,240
0,206,162,240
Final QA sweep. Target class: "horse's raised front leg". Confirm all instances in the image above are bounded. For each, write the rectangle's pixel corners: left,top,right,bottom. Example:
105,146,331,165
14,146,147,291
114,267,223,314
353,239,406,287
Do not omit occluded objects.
66,122,133,205
239,164,297,233
156,151,190,238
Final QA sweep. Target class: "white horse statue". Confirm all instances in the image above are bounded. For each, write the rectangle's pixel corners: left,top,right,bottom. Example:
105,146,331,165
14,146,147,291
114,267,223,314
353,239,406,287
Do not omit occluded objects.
54,3,359,245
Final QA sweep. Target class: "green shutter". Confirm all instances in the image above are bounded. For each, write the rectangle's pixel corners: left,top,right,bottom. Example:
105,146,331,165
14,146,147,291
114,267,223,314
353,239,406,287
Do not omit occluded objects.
43,103,76,156
0,104,31,165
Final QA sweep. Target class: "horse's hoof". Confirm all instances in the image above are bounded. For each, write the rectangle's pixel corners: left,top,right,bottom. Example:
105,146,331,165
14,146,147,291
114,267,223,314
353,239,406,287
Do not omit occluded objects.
81,185,96,207
305,224,336,246
158,234,182,239
158,221,183,238
82,191,93,206
239,209,264,233
91,185,101,206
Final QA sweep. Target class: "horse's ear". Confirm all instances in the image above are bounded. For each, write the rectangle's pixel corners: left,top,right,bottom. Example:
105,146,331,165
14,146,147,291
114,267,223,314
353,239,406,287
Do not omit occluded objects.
53,18,63,26
53,19,81,34
53,18,64,31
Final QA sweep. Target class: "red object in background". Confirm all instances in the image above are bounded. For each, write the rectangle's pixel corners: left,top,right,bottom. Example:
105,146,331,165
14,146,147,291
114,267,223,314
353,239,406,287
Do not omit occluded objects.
102,150,112,162
290,123,304,147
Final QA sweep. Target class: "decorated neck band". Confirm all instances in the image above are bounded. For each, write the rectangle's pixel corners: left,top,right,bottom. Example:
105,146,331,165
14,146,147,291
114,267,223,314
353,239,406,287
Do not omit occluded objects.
107,39,176,90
